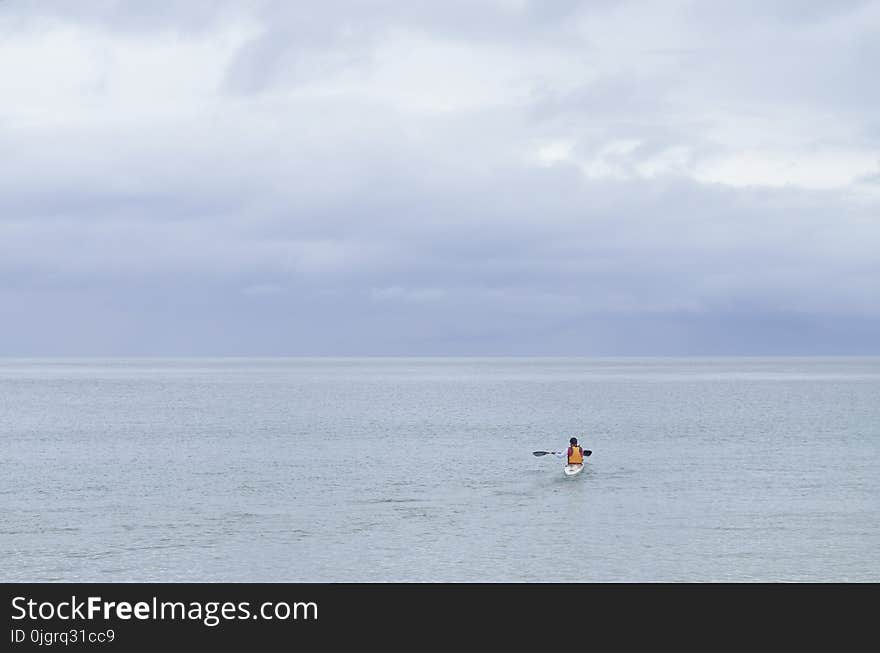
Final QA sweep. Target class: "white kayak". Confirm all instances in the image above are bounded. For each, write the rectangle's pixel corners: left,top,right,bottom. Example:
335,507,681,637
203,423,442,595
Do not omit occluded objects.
563,463,584,477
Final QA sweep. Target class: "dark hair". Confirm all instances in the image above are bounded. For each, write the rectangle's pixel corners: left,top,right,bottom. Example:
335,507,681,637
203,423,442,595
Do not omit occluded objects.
570,437,578,445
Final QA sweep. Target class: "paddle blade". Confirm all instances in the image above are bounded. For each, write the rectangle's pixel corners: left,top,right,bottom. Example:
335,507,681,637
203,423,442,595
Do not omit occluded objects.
532,451,552,456
585,450,592,456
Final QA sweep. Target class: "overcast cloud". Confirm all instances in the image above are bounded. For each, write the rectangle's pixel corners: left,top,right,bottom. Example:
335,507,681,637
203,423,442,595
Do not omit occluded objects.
1,0,878,355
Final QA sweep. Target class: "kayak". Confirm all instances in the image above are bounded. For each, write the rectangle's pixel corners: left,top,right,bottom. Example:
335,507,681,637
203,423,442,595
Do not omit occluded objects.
563,463,584,477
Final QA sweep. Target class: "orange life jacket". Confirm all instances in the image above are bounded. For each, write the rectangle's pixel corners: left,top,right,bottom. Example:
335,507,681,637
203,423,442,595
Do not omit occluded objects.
568,446,584,464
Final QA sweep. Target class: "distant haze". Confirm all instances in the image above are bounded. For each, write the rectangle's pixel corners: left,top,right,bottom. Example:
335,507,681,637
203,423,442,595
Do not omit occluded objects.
2,1,878,355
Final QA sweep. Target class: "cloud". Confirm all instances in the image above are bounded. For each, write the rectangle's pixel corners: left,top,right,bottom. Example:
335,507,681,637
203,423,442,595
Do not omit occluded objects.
1,1,878,354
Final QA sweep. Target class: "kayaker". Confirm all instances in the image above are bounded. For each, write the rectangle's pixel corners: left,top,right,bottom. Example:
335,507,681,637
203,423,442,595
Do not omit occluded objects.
567,437,586,465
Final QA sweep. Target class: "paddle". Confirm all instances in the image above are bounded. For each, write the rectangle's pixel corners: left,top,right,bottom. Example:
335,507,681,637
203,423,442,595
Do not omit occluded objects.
533,450,591,457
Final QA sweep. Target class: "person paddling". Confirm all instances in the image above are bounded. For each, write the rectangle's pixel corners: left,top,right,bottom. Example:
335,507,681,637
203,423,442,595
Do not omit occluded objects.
566,437,587,466
531,440,591,461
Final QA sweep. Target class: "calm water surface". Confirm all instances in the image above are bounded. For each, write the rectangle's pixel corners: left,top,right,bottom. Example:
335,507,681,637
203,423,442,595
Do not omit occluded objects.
1,357,878,581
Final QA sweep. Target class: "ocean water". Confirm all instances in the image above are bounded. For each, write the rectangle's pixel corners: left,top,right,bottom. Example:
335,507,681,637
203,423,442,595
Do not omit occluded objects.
1,357,878,582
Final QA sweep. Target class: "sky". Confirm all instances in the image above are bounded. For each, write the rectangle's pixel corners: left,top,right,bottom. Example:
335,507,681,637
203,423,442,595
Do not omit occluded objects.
1,0,878,355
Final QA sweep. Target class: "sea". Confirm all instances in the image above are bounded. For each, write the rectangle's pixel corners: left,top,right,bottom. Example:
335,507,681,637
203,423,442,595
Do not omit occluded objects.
1,357,878,582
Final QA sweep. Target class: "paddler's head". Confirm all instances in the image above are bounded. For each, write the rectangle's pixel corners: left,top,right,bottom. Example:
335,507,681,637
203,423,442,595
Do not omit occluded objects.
570,437,578,445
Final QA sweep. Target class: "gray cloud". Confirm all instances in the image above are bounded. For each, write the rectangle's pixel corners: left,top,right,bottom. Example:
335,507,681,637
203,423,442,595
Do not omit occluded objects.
1,1,878,355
